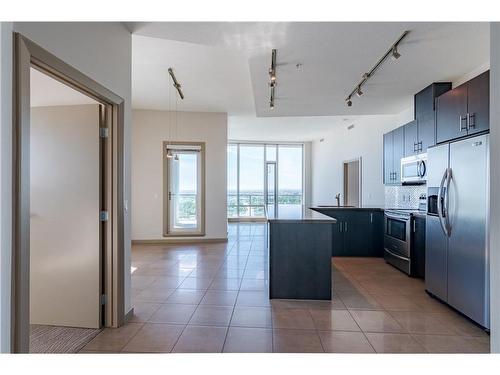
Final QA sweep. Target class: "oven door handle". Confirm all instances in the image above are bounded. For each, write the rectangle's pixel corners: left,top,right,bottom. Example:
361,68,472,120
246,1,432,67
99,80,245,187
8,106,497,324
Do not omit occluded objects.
385,248,409,261
385,213,409,221
437,168,450,237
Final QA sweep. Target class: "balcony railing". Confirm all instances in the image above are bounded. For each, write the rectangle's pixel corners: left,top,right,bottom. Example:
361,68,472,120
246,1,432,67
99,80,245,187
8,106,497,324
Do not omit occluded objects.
227,193,302,218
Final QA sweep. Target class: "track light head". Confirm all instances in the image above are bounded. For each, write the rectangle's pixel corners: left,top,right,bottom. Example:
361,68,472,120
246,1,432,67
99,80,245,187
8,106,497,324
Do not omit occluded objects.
346,98,352,107
270,102,274,109
356,86,363,97
391,46,401,60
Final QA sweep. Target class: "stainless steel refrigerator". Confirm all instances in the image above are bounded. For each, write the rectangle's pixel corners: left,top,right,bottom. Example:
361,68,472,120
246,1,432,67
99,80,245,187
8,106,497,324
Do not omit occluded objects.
426,133,489,329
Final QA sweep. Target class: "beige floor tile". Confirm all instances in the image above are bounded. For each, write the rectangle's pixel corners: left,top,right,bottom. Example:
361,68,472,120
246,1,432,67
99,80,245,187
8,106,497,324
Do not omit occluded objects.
372,294,422,311
319,331,375,353
134,287,176,303
273,329,324,353
150,276,186,289
271,299,346,310
365,333,427,353
178,277,214,290
272,308,315,330
165,289,206,305
209,278,242,291
189,305,234,326
121,323,184,353
337,291,382,310
240,279,269,291
389,311,457,335
223,327,272,353
148,304,197,324
172,325,227,353
412,334,490,353
82,323,143,352
200,290,238,306
129,302,162,323
310,309,360,331
236,291,271,307
230,307,273,328
350,310,405,333
434,312,490,337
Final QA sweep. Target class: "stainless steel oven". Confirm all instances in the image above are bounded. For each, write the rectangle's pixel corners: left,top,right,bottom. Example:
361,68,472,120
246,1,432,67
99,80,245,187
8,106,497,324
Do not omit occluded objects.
401,153,427,184
384,210,412,274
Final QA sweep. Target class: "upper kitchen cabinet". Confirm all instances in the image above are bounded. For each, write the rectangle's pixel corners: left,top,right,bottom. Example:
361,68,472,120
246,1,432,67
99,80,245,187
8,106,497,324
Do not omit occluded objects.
408,82,452,155
384,126,405,185
404,120,418,157
436,71,489,144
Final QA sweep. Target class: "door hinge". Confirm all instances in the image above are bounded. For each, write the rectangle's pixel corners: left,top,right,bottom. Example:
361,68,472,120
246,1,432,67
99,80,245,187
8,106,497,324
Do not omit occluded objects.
99,128,109,138
99,211,109,222
100,294,107,305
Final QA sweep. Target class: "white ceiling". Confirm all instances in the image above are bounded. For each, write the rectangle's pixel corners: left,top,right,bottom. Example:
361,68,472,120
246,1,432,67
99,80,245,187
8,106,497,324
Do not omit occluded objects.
30,68,97,107
129,22,489,118
132,36,254,115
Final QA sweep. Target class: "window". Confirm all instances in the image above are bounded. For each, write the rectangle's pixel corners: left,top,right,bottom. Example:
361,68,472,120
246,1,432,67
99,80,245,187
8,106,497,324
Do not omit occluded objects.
164,142,205,236
227,143,304,219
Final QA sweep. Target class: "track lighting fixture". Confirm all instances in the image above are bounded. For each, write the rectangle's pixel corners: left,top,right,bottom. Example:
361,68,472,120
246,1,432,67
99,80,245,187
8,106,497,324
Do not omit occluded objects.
168,68,184,100
344,30,409,107
356,86,363,97
269,49,277,109
391,46,401,60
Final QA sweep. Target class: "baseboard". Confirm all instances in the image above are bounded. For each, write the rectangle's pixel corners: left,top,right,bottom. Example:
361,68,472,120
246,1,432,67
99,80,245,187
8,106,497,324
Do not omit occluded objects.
124,308,134,323
132,237,228,245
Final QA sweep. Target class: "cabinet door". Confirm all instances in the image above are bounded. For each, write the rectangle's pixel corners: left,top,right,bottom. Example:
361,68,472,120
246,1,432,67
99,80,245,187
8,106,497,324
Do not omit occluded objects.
344,211,372,256
392,126,405,184
417,111,436,153
331,214,345,256
368,211,384,257
415,85,434,119
467,70,489,136
383,132,394,184
411,216,426,279
436,84,468,144
404,120,418,157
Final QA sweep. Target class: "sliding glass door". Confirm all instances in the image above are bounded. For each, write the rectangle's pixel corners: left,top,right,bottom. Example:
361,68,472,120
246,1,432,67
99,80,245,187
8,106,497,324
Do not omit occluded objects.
227,143,303,220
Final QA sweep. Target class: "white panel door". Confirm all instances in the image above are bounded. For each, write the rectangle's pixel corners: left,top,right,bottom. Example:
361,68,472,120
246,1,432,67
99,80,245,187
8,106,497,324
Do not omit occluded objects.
30,104,101,328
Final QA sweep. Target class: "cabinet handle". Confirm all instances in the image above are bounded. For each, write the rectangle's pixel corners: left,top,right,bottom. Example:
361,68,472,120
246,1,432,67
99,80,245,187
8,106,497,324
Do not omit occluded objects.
459,115,467,132
413,220,416,233
413,142,417,152
339,222,343,232
344,222,348,232
468,113,476,129
370,213,373,223
418,141,422,152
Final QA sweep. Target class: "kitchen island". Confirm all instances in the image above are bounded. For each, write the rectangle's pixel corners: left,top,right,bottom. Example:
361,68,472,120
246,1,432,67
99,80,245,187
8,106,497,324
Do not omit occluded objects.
268,209,337,300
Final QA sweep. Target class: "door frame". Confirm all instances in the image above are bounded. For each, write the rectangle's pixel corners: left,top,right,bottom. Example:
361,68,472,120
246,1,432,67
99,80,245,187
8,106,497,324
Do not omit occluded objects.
163,141,206,237
12,33,126,353
342,157,363,207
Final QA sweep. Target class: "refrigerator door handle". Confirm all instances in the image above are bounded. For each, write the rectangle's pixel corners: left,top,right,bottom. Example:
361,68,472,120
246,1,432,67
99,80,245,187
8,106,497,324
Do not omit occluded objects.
444,168,452,235
437,168,450,237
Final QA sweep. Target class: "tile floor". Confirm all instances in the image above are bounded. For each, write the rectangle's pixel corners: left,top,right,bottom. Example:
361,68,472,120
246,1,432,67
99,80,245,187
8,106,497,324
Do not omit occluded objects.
81,223,490,353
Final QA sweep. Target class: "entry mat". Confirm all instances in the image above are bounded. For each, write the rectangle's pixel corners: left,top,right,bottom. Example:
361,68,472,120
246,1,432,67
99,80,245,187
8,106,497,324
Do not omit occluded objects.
30,324,102,353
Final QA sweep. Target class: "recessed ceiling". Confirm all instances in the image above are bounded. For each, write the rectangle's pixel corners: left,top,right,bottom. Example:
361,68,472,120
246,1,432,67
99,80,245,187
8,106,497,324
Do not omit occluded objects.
129,22,489,117
30,68,97,107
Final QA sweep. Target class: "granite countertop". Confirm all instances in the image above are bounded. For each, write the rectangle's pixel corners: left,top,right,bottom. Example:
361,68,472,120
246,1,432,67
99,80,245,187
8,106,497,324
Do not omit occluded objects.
310,206,385,212
267,209,337,224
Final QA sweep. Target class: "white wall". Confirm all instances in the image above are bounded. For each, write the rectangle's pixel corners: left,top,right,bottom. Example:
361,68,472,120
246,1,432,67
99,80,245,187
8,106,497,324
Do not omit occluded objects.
311,115,403,207
489,22,500,354
0,23,132,352
132,110,228,240
0,21,13,354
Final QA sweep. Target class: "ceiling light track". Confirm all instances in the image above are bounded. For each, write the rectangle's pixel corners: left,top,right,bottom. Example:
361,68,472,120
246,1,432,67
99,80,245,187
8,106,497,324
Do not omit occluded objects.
269,49,277,109
345,30,410,107
168,67,184,100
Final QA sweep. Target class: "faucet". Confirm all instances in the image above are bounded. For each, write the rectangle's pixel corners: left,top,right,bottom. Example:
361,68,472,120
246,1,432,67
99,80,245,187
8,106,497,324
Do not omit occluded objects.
335,193,341,207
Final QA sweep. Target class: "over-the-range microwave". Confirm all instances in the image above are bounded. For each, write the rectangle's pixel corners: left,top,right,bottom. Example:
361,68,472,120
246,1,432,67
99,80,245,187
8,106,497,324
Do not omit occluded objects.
400,153,427,184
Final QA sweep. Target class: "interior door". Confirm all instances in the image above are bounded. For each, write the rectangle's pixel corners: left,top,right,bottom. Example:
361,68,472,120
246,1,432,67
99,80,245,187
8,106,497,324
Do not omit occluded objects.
167,147,203,235
30,104,101,328
265,162,277,219
447,134,489,327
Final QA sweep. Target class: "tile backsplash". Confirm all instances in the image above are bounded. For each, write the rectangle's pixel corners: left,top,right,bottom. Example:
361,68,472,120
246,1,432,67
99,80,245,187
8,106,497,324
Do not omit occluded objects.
385,185,427,209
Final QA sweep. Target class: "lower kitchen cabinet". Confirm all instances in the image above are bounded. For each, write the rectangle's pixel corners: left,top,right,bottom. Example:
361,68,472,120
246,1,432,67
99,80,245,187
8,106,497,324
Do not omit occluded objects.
320,209,384,257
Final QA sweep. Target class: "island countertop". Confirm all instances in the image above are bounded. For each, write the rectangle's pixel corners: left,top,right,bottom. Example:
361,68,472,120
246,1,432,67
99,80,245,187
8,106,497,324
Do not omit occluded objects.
310,206,385,212
267,209,337,224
